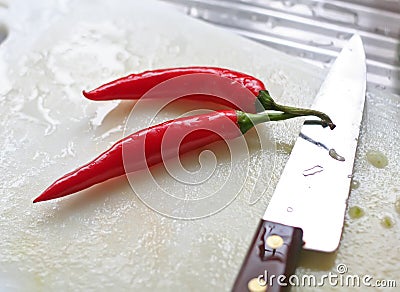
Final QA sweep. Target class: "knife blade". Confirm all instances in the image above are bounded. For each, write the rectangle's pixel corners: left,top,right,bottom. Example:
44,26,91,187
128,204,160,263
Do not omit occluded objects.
233,34,366,292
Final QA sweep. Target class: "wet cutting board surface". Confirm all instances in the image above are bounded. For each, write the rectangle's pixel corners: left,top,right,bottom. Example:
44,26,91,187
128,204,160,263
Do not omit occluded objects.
0,0,399,291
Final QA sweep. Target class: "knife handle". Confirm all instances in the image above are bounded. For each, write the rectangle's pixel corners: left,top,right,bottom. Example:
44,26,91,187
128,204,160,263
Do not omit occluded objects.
232,220,303,292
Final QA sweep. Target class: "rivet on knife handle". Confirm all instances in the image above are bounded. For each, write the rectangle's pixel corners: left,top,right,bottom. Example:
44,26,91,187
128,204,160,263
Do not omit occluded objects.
232,220,303,292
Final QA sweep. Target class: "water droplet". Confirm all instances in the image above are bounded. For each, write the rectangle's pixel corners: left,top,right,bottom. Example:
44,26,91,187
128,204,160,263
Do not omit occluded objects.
282,0,295,7
336,32,349,40
375,84,386,90
116,52,125,62
319,4,358,24
366,150,388,168
90,102,120,127
349,206,364,219
375,26,391,36
168,45,180,55
309,39,334,47
329,149,345,161
287,207,293,212
266,18,277,29
350,179,360,190
187,7,199,17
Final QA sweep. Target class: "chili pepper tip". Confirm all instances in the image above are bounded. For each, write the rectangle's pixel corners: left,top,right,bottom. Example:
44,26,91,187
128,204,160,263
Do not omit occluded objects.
33,195,45,203
82,90,93,100
33,189,58,203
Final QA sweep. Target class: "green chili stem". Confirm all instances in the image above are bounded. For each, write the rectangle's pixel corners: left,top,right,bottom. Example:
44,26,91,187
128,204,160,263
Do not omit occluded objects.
237,111,298,134
237,111,336,134
257,90,336,129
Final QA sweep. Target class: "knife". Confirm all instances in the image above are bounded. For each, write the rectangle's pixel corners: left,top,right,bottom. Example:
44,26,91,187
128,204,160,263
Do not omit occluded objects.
232,34,367,292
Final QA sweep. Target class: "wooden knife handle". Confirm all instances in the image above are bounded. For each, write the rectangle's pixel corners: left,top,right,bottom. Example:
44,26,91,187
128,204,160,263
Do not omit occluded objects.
232,220,303,292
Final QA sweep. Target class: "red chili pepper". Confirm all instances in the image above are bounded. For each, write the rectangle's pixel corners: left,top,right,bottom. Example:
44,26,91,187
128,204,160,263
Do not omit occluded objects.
34,108,327,203
82,67,336,125
83,67,267,113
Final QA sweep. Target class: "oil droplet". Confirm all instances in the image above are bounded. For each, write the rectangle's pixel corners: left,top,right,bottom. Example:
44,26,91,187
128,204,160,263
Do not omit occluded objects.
329,149,345,161
366,150,388,168
395,197,400,214
380,216,394,229
349,206,364,219
350,179,360,190
277,142,294,154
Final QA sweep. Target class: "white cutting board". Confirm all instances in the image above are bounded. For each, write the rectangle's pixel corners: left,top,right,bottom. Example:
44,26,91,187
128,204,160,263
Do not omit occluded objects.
0,0,399,291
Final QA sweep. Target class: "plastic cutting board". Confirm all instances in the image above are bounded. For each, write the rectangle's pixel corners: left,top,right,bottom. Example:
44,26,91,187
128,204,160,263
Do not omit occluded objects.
0,0,399,291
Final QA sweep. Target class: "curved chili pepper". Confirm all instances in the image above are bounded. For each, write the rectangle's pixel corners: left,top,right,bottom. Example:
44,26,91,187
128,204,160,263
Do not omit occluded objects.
34,110,240,203
82,67,265,113
33,102,334,203
83,67,335,127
